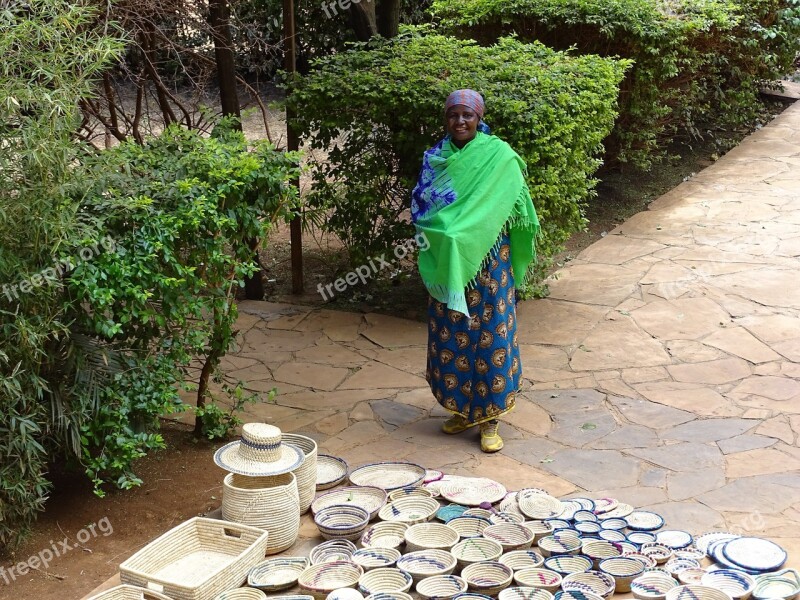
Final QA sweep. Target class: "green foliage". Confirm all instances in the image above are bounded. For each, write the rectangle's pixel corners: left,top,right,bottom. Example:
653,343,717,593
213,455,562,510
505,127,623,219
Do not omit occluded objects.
195,382,273,440
288,28,628,279
429,0,800,168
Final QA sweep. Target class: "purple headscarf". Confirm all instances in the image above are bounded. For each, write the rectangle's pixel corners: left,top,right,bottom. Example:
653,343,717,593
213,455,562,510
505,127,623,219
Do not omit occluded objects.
445,89,485,118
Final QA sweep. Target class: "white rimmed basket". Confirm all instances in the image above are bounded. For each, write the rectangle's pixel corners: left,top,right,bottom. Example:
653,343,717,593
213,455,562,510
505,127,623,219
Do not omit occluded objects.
317,454,348,490
222,471,300,555
500,550,545,571
283,433,317,514
396,549,458,583
309,539,358,565
448,516,492,539
582,540,623,568
312,486,388,521
359,568,414,595
416,575,468,600
361,521,409,550
525,521,555,542
298,560,364,599
461,561,513,596
248,557,309,592
702,571,756,600
518,494,563,520
405,523,460,552
483,523,535,551
315,504,370,541
538,533,582,557
599,557,646,593
562,570,616,598
450,537,504,568
378,497,439,524
353,547,402,570
85,585,174,600
631,572,681,600
666,585,735,600
513,568,562,592
498,587,554,600
349,462,426,491
213,590,267,600
119,517,269,600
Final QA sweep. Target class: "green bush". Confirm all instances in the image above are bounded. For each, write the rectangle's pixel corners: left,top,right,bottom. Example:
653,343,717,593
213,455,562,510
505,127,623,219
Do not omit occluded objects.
429,0,800,168
288,28,628,282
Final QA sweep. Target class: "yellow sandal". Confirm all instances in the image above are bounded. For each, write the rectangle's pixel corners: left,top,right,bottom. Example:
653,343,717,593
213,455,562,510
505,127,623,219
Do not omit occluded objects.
480,421,504,453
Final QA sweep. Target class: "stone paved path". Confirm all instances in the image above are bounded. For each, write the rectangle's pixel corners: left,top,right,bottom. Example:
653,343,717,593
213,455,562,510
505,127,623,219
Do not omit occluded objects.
217,101,800,563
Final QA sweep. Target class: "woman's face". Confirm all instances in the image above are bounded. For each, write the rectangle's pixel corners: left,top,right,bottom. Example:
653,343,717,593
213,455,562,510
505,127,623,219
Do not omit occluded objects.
446,104,479,145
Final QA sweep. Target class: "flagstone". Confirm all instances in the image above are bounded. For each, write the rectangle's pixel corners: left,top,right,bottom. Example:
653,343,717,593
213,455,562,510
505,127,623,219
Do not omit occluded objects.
667,357,752,385
542,448,641,491
640,501,726,532
713,268,800,309
774,338,800,362
661,418,755,443
590,425,659,450
294,343,367,368
519,345,570,370
342,437,419,466
525,367,578,383
394,388,435,411
698,474,800,513
349,402,375,421
628,442,723,471
501,436,570,468
546,408,617,447
776,236,800,257
608,396,694,428
702,327,782,364
667,467,726,501
321,420,387,453
272,361,349,391
792,415,800,436
641,468,668,488
578,235,667,265
756,416,795,444
730,376,800,401
726,447,800,478
338,362,427,390
663,340,723,363
640,262,696,285
547,263,643,307
293,309,364,341
717,434,778,454
277,388,393,411
517,299,609,346
273,409,336,434
228,361,274,382
739,314,800,343
597,378,641,399
631,298,731,340
362,313,427,348
243,327,322,352
509,397,553,436
754,362,782,376
621,367,670,384
591,486,668,507
244,379,301,395
240,402,299,424
530,388,607,414
636,382,743,417
595,370,621,381
370,400,426,430
467,453,558,491
706,157,789,181
314,412,350,436
570,319,671,371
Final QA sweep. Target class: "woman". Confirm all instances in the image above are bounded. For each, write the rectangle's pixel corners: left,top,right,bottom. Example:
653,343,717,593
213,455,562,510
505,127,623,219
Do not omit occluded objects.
411,89,539,453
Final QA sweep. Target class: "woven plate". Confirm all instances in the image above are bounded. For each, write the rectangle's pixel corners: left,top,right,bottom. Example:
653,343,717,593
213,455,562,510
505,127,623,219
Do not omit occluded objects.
593,499,619,514
349,462,426,491
500,550,545,572
656,531,694,550
298,560,364,599
425,469,444,483
599,530,627,543
721,537,788,572
499,493,524,516
752,569,800,600
317,455,348,490
312,486,388,520
629,532,659,546
378,497,439,525
701,569,756,600
439,477,507,506
248,557,310,591
640,543,674,565
665,558,702,577
696,533,740,556
492,512,526,525
626,511,665,532
665,585,735,600
519,494,563,520
598,503,634,520
678,569,707,586
437,504,470,523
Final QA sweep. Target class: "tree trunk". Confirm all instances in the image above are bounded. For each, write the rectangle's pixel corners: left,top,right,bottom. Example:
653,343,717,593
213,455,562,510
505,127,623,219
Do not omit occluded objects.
208,0,265,300
377,0,401,38
349,0,378,41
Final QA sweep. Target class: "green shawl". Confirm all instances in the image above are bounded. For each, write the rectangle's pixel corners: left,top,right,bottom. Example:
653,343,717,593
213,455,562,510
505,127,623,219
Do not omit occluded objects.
412,132,540,315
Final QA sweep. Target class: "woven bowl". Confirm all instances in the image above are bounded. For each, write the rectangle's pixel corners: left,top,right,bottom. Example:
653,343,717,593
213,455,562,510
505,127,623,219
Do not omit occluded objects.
312,486,388,521
248,557,310,592
310,539,358,565
451,537,504,568
405,522,460,552
484,523,535,551
359,568,414,595
317,454,349,491
538,533,582,558
752,570,800,600
631,572,680,600
562,571,616,598
628,532,658,546
417,575,469,600
365,593,412,600
598,557,646,593
453,594,495,600
326,590,365,600
640,543,674,565
679,569,707,586
665,558,701,577
600,518,628,531
574,511,599,523
554,591,605,600
544,555,593,576
622,552,658,569
525,521,556,542
500,550,545,572
361,522,409,551
396,549,458,583
702,571,756,600
298,560,364,600
500,588,554,600
213,590,267,600
666,585,735,600
379,497,439,524
437,504,470,523
389,487,435,502
514,568,563,592
315,504,371,541
599,530,627,543
353,547,402,571
491,512,526,525
575,522,603,535
462,561,514,595
582,540,623,568
448,516,492,539
464,508,494,520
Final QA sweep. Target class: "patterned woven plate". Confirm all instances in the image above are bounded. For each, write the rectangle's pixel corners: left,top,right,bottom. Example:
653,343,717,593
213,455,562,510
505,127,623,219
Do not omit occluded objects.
695,533,740,556
248,557,310,592
349,462,426,491
598,503,634,520
626,511,665,532
656,530,694,550
593,498,619,515
519,493,563,520
721,537,788,572
312,486,388,520
317,454,349,490
439,477,507,506
425,469,444,483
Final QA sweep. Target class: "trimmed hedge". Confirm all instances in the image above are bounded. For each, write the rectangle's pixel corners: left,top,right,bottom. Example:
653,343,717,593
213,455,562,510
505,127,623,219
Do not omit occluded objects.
288,29,629,285
430,0,800,168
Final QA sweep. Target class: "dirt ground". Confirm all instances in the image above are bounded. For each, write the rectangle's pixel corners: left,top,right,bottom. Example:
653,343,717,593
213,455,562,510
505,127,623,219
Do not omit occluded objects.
1,94,792,600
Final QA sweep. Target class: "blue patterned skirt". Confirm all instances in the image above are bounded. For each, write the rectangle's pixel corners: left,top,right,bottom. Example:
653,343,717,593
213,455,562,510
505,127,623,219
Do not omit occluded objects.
425,232,522,425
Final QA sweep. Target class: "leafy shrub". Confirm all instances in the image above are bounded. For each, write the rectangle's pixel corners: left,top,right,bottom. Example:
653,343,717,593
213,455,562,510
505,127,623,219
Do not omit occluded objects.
288,28,628,282
429,0,800,168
